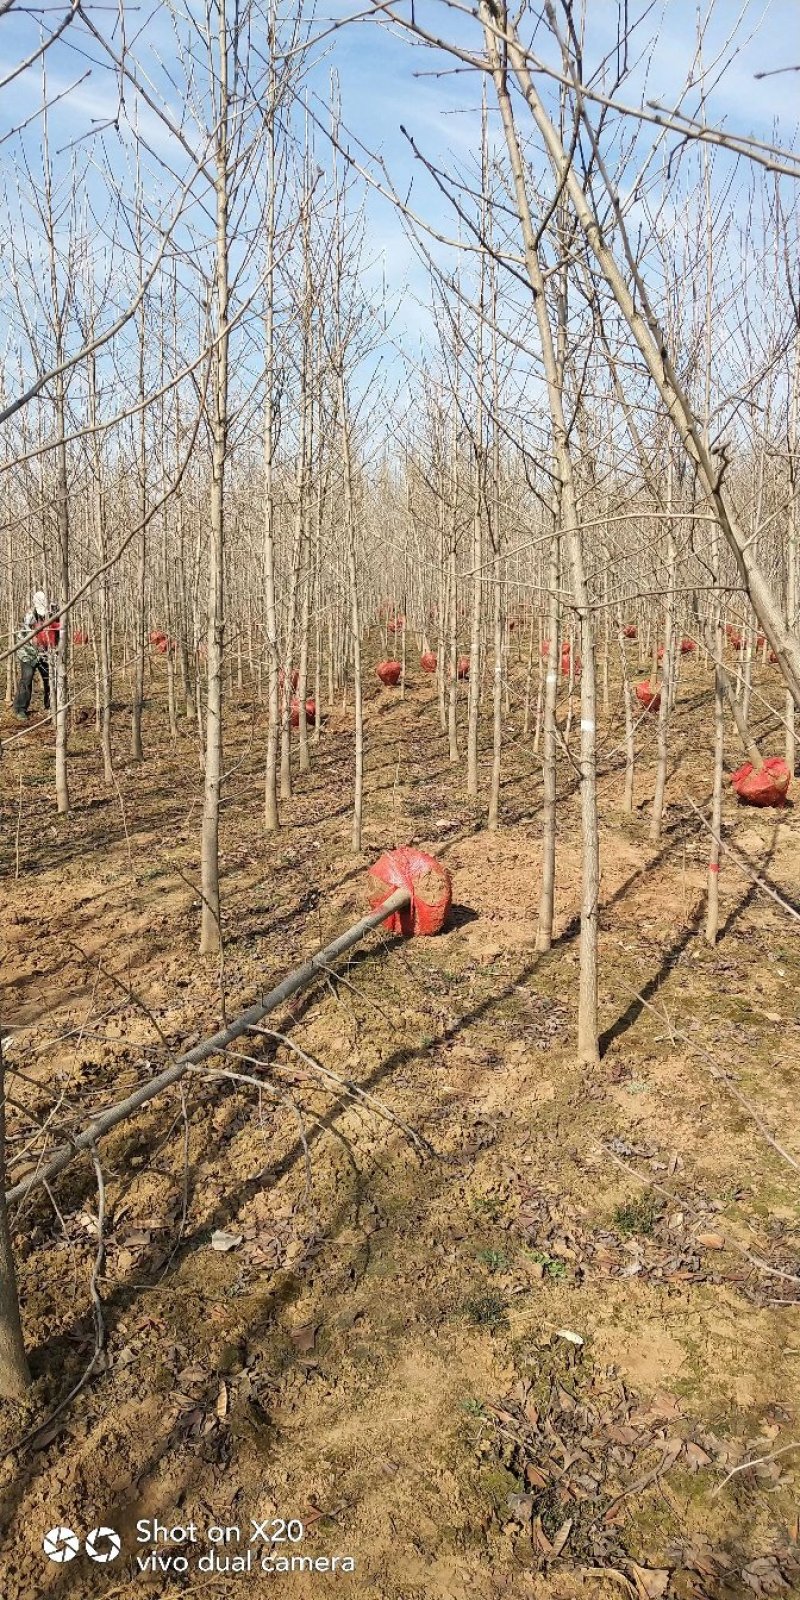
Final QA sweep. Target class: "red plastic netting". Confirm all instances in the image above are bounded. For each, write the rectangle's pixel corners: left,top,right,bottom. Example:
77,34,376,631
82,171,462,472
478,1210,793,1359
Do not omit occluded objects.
635,682,661,712
561,650,581,676
680,637,696,655
622,624,637,639
456,656,470,680
72,629,89,645
368,846,453,937
420,651,437,673
730,757,791,808
376,660,402,686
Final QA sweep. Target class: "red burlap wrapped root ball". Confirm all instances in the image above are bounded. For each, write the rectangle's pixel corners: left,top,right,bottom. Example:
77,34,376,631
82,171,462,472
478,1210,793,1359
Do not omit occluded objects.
420,651,437,673
368,847,452,937
290,697,316,727
635,682,661,712
730,757,790,808
622,624,637,640
456,656,470,680
561,650,581,677
376,660,402,687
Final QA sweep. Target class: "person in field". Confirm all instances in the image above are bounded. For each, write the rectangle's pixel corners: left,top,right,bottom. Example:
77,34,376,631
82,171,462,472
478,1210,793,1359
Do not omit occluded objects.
13,590,59,722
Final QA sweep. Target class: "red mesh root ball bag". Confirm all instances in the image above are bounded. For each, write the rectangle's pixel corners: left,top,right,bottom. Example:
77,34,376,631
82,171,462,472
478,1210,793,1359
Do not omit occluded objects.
680,637,696,655
456,656,470,680
290,697,316,727
368,846,453,937
72,629,89,645
623,624,637,639
730,757,790,808
420,651,437,673
279,667,299,690
635,682,661,712
561,650,581,676
376,660,402,687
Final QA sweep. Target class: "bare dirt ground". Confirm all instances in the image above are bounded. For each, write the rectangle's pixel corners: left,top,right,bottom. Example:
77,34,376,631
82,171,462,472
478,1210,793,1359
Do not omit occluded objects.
1,643,799,1600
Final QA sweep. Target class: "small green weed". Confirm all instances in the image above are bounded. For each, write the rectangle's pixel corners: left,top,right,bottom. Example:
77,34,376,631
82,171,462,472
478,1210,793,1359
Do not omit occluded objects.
464,1291,508,1329
527,1249,567,1279
470,1193,506,1222
476,1247,508,1272
612,1191,662,1237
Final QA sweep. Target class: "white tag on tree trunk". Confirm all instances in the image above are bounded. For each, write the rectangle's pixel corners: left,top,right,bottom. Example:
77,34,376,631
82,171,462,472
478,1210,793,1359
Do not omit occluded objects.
580,719,595,733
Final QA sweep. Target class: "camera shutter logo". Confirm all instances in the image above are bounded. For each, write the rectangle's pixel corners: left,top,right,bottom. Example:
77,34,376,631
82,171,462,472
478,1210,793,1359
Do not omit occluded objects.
42,1527,80,1563
85,1527,122,1563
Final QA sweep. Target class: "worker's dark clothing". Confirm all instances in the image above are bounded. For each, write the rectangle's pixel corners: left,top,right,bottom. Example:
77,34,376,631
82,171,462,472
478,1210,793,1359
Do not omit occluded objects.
14,654,51,716
13,609,59,717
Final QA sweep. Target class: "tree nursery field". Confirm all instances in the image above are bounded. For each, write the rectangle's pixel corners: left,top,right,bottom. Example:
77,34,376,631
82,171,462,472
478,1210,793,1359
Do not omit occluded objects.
0,3,799,1599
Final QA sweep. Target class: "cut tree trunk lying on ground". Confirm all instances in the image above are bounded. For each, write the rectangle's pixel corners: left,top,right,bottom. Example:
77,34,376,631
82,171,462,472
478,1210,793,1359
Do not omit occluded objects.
5,886,411,1209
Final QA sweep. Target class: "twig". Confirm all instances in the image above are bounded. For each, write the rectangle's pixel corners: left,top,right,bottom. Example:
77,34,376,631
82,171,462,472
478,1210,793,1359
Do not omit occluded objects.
187,1063,315,1212
614,978,800,1178
7,1145,107,1460
713,1440,800,1496
247,1026,432,1156
681,792,800,924
601,1143,800,1287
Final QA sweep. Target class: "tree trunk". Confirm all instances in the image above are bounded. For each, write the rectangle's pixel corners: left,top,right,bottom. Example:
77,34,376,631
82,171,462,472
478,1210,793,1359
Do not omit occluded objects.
0,1041,30,1401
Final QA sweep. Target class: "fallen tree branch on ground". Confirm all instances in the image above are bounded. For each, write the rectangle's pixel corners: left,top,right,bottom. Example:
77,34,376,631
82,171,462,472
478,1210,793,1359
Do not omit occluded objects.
5,887,411,1209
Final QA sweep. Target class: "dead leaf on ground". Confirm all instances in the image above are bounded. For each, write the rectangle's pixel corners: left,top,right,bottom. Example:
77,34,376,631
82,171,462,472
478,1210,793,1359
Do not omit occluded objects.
210,1229,243,1252
549,1517,572,1557
533,1514,553,1556
289,1323,317,1354
695,1231,725,1250
629,1562,671,1599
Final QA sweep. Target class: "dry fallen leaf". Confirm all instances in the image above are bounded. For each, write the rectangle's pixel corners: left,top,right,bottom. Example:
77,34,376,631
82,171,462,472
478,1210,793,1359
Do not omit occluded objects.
216,1382,228,1419
525,1463,549,1490
533,1514,553,1556
695,1232,725,1250
629,1562,671,1599
290,1323,317,1354
549,1518,572,1557
210,1229,243,1253
555,1328,584,1346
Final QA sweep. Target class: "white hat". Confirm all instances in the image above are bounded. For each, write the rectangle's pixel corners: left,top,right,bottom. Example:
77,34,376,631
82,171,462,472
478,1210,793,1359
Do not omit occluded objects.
33,590,47,613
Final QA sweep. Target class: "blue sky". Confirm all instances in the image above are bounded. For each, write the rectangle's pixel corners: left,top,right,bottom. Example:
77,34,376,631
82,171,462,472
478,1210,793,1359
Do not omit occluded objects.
0,1,797,417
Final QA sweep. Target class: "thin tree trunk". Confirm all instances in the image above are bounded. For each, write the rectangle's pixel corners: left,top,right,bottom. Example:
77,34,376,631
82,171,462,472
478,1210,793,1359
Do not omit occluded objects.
200,2,231,958
0,1040,30,1401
